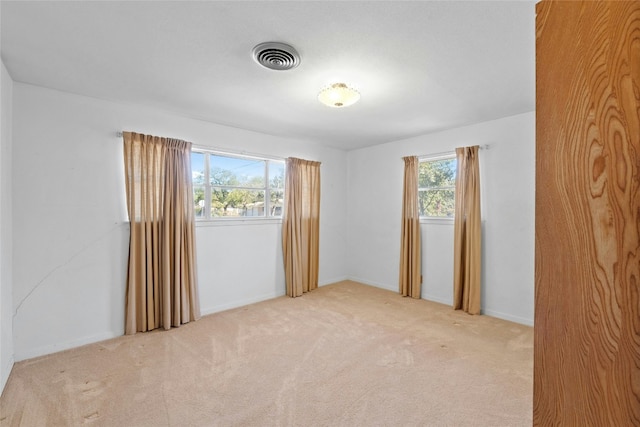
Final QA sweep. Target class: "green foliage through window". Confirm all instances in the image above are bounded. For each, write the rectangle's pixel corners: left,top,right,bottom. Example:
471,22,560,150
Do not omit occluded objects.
418,156,456,217
192,150,284,219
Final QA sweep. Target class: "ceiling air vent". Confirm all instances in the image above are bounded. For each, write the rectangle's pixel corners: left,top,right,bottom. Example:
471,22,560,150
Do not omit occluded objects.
252,42,300,71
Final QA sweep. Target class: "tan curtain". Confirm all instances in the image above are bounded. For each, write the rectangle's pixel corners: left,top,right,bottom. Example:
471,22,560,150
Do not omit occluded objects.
453,146,481,314
399,156,421,298
282,157,321,297
123,132,200,334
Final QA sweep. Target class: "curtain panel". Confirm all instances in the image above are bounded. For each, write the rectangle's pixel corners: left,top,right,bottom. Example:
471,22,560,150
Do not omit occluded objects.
453,145,481,314
282,157,321,297
123,132,200,334
399,156,422,298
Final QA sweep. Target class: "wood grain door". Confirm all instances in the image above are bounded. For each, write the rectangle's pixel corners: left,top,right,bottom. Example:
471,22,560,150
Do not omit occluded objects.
535,1,640,425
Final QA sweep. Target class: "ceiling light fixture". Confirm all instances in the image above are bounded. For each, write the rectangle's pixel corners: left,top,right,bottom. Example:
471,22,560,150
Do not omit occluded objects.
318,83,360,108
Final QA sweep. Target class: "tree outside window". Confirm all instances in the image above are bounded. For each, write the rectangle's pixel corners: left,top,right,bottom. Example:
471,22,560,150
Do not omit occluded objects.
418,156,456,217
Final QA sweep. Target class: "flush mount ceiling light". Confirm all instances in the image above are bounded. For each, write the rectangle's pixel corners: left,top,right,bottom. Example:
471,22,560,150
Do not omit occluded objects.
318,83,360,108
252,42,300,71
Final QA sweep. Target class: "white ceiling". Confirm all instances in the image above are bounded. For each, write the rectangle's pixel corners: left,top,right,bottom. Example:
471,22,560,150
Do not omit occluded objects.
1,1,535,151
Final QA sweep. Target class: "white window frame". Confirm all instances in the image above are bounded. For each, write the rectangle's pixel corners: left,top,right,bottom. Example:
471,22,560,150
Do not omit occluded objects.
191,147,285,223
418,152,456,222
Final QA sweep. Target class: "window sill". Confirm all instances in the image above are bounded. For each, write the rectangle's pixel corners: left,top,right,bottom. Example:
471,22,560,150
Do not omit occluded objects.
195,217,283,227
420,217,454,225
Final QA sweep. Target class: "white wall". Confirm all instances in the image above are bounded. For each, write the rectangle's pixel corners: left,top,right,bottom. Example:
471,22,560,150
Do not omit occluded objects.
1,60,15,394
11,83,348,360
347,112,535,325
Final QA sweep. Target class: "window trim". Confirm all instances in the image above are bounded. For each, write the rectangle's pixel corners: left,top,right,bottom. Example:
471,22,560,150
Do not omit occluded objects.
191,147,285,222
418,152,456,220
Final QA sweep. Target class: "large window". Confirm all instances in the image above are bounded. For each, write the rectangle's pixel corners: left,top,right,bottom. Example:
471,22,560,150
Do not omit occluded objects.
418,154,456,218
191,150,284,219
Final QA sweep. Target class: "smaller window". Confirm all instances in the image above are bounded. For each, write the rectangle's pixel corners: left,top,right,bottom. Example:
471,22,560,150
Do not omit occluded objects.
419,155,457,218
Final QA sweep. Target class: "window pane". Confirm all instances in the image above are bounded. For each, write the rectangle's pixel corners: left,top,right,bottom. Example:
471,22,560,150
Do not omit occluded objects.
419,158,456,188
191,149,285,221
210,154,265,188
419,189,455,217
193,186,206,218
269,161,285,189
211,188,265,217
191,152,206,186
192,152,207,218
270,189,284,217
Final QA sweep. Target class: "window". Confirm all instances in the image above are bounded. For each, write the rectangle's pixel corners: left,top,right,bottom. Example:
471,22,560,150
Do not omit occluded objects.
191,149,284,219
418,154,456,218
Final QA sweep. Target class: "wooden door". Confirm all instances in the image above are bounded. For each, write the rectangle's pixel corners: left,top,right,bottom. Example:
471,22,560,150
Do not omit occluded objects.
535,1,640,425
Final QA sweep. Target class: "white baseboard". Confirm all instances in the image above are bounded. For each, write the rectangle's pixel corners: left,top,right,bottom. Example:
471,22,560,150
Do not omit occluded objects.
421,294,451,306
346,276,396,292
200,290,286,316
344,280,534,327
482,309,534,326
15,292,288,361
1,356,14,396
12,285,533,364
15,331,122,362
318,276,349,287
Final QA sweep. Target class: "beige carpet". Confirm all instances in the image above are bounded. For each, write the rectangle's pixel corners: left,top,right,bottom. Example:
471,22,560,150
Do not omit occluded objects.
0,281,533,426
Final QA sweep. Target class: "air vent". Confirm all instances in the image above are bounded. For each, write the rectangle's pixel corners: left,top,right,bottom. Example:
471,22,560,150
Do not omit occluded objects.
252,42,300,71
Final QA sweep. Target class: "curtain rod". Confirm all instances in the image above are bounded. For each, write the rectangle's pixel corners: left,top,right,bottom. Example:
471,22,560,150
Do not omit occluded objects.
415,144,489,159
116,131,284,161
117,131,488,158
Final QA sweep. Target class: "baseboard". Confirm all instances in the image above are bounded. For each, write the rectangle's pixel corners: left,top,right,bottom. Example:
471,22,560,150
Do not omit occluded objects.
1,356,14,396
200,290,286,316
482,309,534,326
15,292,287,361
344,281,533,326
421,294,451,306
346,276,396,292
11,287,533,363
15,331,122,362
318,276,349,287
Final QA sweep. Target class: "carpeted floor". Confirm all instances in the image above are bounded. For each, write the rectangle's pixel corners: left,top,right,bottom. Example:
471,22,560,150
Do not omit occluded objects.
0,281,533,426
